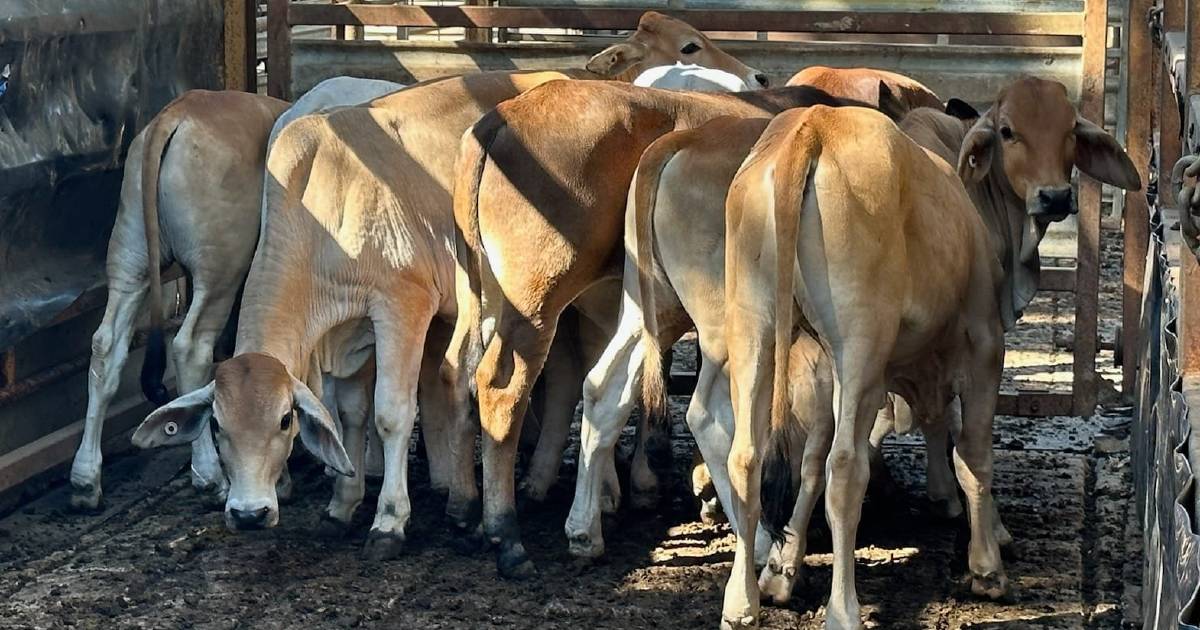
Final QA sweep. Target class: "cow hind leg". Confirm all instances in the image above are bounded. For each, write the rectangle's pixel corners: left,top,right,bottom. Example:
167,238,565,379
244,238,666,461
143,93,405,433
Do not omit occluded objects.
170,287,239,506
923,415,964,520
477,313,556,579
521,331,583,503
565,309,644,558
954,360,1008,599
760,420,830,605
362,298,437,561
321,364,373,535
418,320,455,494
70,283,147,511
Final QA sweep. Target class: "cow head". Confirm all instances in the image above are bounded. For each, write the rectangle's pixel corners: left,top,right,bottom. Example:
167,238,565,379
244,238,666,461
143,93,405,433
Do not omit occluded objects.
957,76,1140,220
953,77,1141,329
586,11,768,89
132,353,352,532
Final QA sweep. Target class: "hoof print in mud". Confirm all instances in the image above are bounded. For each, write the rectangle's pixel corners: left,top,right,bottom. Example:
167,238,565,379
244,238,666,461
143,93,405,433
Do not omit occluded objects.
362,530,406,561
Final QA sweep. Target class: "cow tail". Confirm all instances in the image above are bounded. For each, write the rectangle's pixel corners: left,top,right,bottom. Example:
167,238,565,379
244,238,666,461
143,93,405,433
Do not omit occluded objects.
632,133,686,423
138,100,185,406
759,115,820,543
451,114,503,388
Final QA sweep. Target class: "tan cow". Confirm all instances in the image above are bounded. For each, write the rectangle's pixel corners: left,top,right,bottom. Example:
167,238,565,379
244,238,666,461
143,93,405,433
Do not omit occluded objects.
128,13,749,556
449,80,897,577
787,65,942,113
722,82,1139,627
70,91,288,511
587,11,768,89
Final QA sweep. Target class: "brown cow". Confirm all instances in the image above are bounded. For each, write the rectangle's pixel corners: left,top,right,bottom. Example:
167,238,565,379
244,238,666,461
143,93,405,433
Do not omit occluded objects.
787,65,942,113
448,80,896,577
723,80,1140,627
587,11,767,88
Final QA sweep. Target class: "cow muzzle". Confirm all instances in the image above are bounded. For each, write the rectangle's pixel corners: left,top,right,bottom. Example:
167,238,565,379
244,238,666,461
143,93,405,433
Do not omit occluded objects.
1029,186,1076,221
225,502,278,531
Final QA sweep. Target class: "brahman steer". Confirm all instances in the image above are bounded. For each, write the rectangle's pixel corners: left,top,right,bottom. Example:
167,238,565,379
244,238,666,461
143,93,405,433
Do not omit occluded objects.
449,80,898,577
127,17,750,556
70,90,288,511
71,78,406,512
723,81,1140,628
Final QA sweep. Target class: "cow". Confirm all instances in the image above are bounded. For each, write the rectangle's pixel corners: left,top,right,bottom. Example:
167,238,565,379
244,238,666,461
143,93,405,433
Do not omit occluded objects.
722,78,1140,628
69,90,288,512
69,77,410,513
587,12,768,89
787,65,942,114
448,79,903,577
126,15,754,557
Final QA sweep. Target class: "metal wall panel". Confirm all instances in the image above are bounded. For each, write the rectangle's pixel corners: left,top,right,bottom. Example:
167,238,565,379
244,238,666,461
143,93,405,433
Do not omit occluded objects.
0,0,223,351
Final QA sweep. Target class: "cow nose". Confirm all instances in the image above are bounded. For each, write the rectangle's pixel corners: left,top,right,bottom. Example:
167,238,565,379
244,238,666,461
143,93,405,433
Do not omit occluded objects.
1035,187,1075,217
754,72,769,88
229,506,271,530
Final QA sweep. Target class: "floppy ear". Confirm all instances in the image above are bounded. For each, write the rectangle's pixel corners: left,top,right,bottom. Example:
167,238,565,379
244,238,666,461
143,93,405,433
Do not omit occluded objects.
957,115,996,183
945,98,979,120
586,42,643,77
1074,115,1142,190
291,375,355,477
132,382,214,448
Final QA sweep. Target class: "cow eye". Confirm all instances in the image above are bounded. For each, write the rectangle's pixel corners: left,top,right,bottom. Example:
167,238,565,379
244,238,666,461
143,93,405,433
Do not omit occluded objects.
680,42,701,55
280,410,293,432
999,126,1014,141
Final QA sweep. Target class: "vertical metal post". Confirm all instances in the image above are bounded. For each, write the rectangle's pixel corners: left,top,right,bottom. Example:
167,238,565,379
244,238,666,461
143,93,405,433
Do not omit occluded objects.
267,0,292,100
1123,0,1153,396
224,0,249,91
1181,0,1200,379
1073,0,1107,416
464,0,492,44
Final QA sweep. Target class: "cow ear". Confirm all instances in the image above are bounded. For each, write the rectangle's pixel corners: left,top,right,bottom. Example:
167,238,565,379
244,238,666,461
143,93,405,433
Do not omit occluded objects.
291,375,355,477
586,42,643,78
132,382,215,448
875,80,907,122
957,116,996,183
1074,115,1142,190
945,98,979,120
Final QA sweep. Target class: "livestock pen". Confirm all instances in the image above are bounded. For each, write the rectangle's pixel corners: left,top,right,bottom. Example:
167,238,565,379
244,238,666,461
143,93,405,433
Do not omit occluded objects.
0,0,1179,627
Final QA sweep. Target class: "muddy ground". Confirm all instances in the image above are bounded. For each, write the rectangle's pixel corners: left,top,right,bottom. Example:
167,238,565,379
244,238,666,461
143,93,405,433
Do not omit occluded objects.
0,228,1140,629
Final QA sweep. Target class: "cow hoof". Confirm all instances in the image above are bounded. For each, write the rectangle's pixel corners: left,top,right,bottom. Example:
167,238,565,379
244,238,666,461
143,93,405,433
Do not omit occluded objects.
758,563,799,606
929,497,964,520
497,547,537,580
566,529,604,559
720,614,759,629
969,571,1009,600
449,524,485,556
68,483,104,513
518,478,550,504
699,498,726,525
362,530,406,561
316,514,353,539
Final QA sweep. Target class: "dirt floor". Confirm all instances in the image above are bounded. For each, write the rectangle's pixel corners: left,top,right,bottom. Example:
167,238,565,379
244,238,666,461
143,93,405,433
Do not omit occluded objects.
0,227,1140,629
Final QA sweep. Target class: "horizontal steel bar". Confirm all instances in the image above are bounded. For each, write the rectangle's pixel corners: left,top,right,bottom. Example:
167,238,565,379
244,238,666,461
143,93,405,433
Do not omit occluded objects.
287,5,1086,36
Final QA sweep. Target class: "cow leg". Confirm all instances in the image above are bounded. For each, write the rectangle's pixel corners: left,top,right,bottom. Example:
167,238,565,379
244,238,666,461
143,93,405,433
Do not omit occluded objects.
691,448,724,525
70,283,147,511
170,286,240,504
923,415,963,519
475,305,558,578
361,298,436,561
324,363,373,530
418,319,455,494
759,420,830,605
520,327,583,503
564,298,647,558
954,352,1007,599
443,311,482,542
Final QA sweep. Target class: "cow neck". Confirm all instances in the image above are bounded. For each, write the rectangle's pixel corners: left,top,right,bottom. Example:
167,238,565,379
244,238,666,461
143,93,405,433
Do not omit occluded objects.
965,142,1041,333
